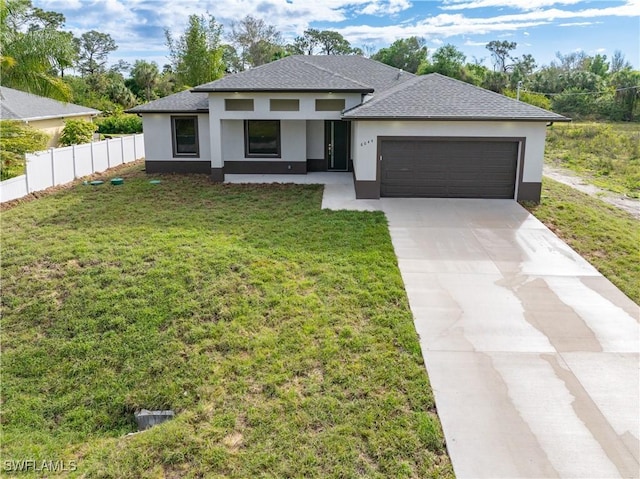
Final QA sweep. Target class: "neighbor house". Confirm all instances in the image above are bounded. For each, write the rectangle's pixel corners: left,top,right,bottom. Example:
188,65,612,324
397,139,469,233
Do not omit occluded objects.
128,55,568,202
0,86,100,147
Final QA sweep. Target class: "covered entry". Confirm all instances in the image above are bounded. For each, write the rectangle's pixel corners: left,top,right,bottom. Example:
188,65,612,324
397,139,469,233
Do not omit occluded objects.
380,138,520,198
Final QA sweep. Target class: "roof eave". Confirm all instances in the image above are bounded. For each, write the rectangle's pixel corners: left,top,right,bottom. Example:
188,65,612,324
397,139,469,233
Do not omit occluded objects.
342,115,571,122
21,111,100,122
191,87,374,94
125,108,209,114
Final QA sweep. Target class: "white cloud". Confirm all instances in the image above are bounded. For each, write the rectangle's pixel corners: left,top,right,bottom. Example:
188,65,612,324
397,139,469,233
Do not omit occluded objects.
34,0,83,9
46,0,363,53
359,0,412,16
336,0,638,45
337,13,550,45
32,0,639,66
464,40,489,46
441,0,585,11
558,21,601,26
46,0,412,50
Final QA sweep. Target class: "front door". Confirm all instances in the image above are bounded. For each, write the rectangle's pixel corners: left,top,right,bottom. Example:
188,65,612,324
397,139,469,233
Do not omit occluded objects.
326,120,349,171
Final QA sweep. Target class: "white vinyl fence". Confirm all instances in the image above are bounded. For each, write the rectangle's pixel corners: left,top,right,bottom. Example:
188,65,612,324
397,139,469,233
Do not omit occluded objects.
1,134,144,203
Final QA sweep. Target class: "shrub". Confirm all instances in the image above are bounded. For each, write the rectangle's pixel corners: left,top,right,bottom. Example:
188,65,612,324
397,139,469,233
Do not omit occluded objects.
551,88,599,119
59,119,98,146
504,89,552,110
96,114,142,134
595,93,629,122
0,120,49,180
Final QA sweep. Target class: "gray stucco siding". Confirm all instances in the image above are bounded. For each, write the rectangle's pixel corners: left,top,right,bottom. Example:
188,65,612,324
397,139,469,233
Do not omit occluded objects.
210,92,360,169
351,120,547,184
209,92,361,120
221,119,306,163
306,120,324,160
142,113,210,162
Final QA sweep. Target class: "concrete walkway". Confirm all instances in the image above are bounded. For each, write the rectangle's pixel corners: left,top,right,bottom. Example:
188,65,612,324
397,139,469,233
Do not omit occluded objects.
227,173,640,478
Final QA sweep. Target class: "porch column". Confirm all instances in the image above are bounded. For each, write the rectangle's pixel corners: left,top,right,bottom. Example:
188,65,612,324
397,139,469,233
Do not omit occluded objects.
210,116,224,181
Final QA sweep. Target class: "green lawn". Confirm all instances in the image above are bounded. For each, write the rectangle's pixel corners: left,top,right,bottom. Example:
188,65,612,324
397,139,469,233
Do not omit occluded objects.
524,177,640,304
0,163,453,478
545,121,640,197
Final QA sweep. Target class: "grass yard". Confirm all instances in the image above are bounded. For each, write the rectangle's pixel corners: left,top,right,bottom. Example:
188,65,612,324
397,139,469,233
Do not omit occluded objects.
0,163,453,478
524,177,640,304
544,122,640,197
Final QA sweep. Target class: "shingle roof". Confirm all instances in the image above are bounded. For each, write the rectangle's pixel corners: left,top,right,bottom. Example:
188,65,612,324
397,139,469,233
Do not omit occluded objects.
127,59,568,122
130,56,413,113
0,86,100,121
297,55,415,93
127,89,209,114
191,55,396,93
343,73,569,121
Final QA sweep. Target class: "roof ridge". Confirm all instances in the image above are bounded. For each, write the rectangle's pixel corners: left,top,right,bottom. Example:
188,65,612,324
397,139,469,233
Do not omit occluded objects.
292,56,373,90
357,56,418,77
342,73,423,115
191,58,290,91
191,55,374,92
298,54,417,77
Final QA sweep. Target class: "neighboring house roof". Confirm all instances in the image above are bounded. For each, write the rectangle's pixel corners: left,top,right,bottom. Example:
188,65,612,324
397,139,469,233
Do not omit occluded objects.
128,89,209,114
343,73,569,122
0,86,100,122
192,55,393,93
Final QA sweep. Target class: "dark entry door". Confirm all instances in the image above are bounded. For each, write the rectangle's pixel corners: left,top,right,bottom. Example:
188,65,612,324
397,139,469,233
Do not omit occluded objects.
326,121,349,171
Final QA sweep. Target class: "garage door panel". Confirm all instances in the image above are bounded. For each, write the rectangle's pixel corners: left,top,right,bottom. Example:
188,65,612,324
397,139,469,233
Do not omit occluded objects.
381,139,518,199
385,169,447,180
384,185,450,197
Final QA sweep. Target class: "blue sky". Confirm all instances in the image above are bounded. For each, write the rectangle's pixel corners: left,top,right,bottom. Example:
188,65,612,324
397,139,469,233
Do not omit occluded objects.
33,0,639,70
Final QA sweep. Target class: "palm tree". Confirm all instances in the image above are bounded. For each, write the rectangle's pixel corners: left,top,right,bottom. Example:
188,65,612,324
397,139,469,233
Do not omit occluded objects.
132,60,159,102
1,0,76,101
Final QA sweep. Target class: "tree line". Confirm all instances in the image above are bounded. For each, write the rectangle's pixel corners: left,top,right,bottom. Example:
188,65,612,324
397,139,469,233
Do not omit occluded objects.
1,0,638,121
390,39,639,122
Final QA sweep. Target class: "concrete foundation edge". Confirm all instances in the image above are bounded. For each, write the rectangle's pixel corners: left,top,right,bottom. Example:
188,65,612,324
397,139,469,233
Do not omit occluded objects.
224,161,306,175
517,182,542,203
354,180,380,199
211,167,224,182
145,160,210,174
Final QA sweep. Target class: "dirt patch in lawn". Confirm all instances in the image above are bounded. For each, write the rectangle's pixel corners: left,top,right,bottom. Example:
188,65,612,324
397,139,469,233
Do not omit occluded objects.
544,165,640,219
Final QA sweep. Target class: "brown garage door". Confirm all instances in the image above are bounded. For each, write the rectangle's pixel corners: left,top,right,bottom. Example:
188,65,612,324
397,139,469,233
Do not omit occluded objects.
381,139,518,198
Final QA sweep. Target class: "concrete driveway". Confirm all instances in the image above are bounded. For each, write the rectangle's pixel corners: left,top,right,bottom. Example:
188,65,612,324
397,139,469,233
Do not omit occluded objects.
231,175,640,477
378,198,640,479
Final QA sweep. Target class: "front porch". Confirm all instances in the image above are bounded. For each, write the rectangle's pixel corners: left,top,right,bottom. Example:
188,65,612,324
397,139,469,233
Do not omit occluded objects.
211,117,352,178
